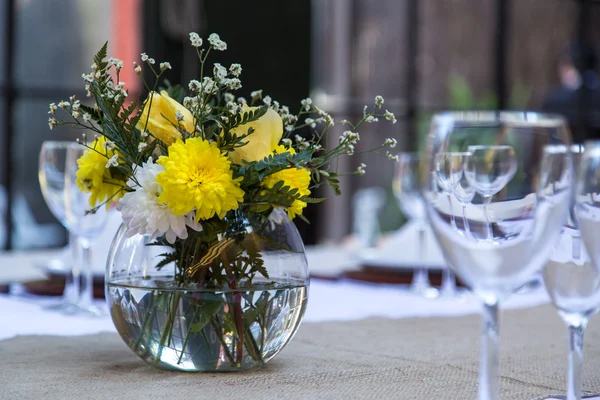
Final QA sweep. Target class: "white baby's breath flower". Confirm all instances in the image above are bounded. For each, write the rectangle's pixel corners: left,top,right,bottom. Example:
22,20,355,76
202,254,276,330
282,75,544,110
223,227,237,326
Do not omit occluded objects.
365,115,379,123
189,32,203,47
313,144,323,151
384,138,397,148
223,92,235,103
137,142,148,152
237,97,247,104
281,138,292,147
141,53,148,62
188,80,201,92
222,78,241,90
159,62,172,72
375,95,384,107
117,158,203,244
175,110,184,122
201,77,218,93
110,58,124,70
281,105,290,115
285,125,294,133
148,58,156,65
298,141,310,151
133,62,142,75
286,115,298,124
325,114,335,126
105,154,119,168
263,96,272,106
271,101,280,112
346,144,355,155
295,134,304,143
140,131,149,139
114,94,121,102
82,113,91,122
71,111,81,119
356,163,367,175
58,101,70,109
340,130,360,145
48,118,57,130
305,118,316,128
103,140,116,150
229,63,242,77
384,109,397,124
386,151,399,162
213,63,227,81
72,100,81,111
48,103,57,115
251,90,263,100
301,97,312,111
208,33,227,51
90,63,98,71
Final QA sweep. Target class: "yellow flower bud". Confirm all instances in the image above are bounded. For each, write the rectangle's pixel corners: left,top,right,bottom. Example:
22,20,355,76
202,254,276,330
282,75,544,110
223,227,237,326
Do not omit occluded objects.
228,105,283,164
136,91,194,145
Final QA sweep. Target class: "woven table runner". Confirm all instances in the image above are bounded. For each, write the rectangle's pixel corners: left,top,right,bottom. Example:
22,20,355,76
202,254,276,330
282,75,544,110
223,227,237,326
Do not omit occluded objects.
2,304,600,400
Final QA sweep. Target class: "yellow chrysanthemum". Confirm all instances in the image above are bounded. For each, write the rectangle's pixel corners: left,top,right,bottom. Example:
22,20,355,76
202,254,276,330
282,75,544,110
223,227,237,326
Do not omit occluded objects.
262,145,311,220
156,137,245,220
76,137,126,208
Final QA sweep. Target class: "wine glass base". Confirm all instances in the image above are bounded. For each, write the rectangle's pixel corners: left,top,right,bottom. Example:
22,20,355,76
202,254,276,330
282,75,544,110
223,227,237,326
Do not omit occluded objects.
410,284,439,299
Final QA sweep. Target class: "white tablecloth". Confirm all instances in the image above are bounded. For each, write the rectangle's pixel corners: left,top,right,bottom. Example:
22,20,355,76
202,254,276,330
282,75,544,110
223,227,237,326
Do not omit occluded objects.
0,279,550,341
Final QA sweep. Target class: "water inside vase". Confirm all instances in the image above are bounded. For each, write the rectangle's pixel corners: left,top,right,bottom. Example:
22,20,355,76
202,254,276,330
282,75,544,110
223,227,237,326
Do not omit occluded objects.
107,278,308,372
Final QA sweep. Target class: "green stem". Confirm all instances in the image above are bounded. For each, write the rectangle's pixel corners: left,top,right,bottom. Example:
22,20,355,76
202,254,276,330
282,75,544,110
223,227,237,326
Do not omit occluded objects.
154,290,181,364
177,302,202,365
210,318,236,365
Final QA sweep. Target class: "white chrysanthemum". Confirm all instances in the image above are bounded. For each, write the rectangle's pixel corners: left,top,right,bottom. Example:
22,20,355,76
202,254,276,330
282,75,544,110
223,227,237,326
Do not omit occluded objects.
117,159,202,244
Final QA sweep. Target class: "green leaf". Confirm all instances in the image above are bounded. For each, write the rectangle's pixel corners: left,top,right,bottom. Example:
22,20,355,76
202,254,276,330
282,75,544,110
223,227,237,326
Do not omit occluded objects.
189,299,224,333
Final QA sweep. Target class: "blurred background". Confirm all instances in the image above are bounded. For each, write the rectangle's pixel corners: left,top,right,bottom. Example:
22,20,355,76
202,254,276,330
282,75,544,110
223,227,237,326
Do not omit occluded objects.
1,0,599,250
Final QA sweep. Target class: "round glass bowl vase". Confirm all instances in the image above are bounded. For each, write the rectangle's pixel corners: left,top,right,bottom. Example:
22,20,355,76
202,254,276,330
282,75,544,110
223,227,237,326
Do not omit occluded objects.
105,209,310,372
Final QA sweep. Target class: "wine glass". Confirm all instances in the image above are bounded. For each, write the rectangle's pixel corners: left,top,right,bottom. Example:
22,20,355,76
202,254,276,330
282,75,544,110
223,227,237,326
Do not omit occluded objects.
64,144,111,316
452,153,476,238
465,145,517,241
423,111,571,400
553,141,600,400
38,141,81,313
436,152,471,296
393,152,438,299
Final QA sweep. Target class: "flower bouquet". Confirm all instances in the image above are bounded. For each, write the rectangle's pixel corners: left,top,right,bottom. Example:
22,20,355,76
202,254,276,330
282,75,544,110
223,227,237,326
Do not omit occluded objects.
48,32,398,371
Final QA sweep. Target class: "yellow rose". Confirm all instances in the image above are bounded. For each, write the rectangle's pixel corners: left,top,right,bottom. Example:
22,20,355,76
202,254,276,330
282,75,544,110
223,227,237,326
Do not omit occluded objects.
228,105,283,164
136,90,194,145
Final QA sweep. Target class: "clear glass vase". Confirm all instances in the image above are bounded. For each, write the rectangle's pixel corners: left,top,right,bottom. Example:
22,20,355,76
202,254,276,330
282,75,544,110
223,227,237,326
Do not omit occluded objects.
105,209,309,372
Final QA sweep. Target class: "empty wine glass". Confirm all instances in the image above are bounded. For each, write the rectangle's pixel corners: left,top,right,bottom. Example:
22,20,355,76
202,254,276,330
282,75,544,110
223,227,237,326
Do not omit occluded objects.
64,144,111,316
423,112,571,400
452,153,476,238
465,145,517,241
393,152,438,299
38,141,81,313
436,152,471,296
553,141,600,400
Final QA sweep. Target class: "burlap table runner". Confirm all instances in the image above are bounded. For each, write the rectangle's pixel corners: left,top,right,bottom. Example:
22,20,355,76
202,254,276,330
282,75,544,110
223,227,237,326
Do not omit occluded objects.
2,304,600,399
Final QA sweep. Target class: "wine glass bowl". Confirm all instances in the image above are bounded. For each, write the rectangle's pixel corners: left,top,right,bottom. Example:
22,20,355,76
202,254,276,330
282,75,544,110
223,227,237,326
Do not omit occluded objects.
465,145,517,198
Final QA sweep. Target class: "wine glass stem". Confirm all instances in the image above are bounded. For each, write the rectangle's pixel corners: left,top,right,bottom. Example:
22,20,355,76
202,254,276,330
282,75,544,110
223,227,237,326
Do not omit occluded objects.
63,233,79,304
567,323,585,400
413,221,431,289
79,238,94,309
482,196,493,240
462,204,472,239
479,300,500,400
447,194,457,230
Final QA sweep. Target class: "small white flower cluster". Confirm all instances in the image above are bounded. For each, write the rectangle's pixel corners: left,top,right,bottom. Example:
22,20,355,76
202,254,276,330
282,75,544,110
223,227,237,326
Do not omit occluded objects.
263,95,272,107
229,63,242,77
140,52,155,65
384,138,397,148
365,115,379,123
385,151,399,162
103,139,116,150
384,110,397,124
295,134,310,150
175,110,185,123
356,163,367,175
339,130,360,155
189,32,203,47
375,95,384,108
133,62,142,75
105,154,119,168
251,90,262,101
300,97,312,111
281,138,292,148
159,62,172,72
304,118,316,128
208,33,227,51
222,77,242,91
213,63,227,81
225,101,243,116
109,57,124,70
